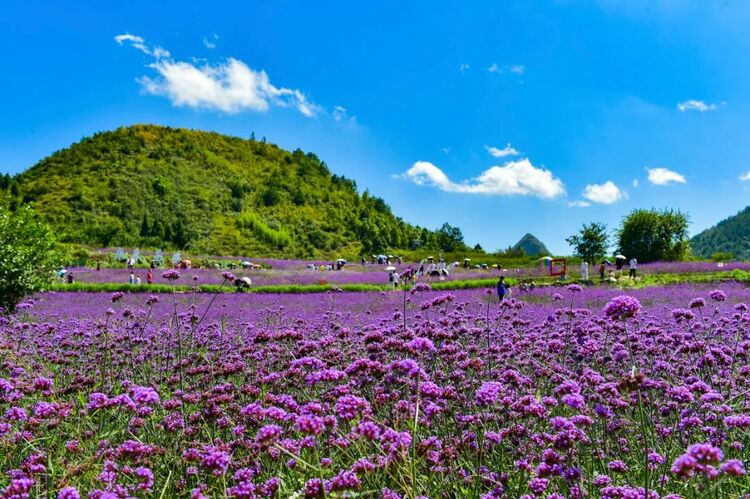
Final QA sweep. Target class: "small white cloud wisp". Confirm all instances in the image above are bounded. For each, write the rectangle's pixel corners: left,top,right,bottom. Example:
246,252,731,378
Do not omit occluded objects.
399,159,564,199
677,100,721,112
485,143,519,158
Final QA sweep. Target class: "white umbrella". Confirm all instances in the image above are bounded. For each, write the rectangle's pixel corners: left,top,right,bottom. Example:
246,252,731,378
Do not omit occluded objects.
615,255,626,259
336,258,347,263
385,266,397,272
540,256,553,261
236,277,252,286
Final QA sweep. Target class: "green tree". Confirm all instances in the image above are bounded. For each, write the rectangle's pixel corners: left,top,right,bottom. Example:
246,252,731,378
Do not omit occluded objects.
435,223,465,252
616,208,690,263
566,222,609,263
0,205,59,313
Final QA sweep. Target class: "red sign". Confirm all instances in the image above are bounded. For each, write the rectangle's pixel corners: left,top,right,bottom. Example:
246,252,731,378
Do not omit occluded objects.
549,258,567,277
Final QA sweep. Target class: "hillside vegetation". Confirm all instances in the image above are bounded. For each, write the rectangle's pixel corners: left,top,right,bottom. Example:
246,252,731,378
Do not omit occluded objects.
691,206,750,260
2,125,461,258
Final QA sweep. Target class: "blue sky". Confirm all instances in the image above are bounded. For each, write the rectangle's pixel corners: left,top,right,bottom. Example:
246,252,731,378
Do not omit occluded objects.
2,0,750,254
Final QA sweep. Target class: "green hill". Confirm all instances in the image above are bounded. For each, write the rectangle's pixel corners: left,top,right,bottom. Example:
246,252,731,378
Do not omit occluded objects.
2,125,451,258
691,206,750,260
511,233,550,256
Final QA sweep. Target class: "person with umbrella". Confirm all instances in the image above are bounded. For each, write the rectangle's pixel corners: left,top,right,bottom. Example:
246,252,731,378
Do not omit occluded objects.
386,266,399,288
615,255,626,271
234,277,252,292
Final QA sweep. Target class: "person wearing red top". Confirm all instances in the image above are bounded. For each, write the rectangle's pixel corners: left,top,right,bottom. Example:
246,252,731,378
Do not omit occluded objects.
146,269,153,284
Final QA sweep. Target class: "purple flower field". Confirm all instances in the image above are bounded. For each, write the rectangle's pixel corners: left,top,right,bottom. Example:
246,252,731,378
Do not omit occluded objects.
2,282,750,497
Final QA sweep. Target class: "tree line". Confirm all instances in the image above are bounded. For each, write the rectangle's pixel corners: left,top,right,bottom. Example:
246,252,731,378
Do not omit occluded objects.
566,208,690,263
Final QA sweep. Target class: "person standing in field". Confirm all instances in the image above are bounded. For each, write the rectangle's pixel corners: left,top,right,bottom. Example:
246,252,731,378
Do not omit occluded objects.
135,275,142,285
629,258,638,279
580,261,589,281
147,269,153,284
129,271,136,285
497,276,507,302
599,262,606,281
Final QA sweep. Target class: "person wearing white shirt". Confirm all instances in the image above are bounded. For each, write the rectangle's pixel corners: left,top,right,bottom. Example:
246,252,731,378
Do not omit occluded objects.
629,258,638,279
580,261,589,281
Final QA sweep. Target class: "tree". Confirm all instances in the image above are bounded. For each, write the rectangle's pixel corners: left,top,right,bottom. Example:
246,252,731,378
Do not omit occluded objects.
566,222,609,263
435,223,465,252
0,205,59,313
616,208,689,263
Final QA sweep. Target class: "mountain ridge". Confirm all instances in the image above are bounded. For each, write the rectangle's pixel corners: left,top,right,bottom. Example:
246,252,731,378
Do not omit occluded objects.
691,206,750,259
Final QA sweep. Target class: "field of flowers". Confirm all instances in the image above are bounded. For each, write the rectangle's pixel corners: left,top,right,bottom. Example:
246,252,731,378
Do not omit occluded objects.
2,275,750,497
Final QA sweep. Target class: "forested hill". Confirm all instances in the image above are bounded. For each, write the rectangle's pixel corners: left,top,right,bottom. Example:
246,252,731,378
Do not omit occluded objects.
512,233,550,256
691,206,750,260
3,125,448,258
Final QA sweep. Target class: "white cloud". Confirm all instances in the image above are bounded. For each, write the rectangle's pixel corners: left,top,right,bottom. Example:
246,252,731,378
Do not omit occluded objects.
632,178,639,188
647,167,687,185
677,99,720,112
332,105,356,124
582,181,625,204
739,171,750,181
399,159,564,199
487,63,525,75
485,143,519,158
203,34,219,49
116,33,319,117
115,33,170,59
459,63,470,73
441,147,451,154
568,200,591,208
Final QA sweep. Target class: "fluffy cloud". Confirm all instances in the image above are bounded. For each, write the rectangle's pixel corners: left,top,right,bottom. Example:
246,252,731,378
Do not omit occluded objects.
647,167,686,185
115,33,319,117
399,159,564,199
459,63,470,73
485,143,519,158
677,100,719,112
740,171,750,181
582,181,625,204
